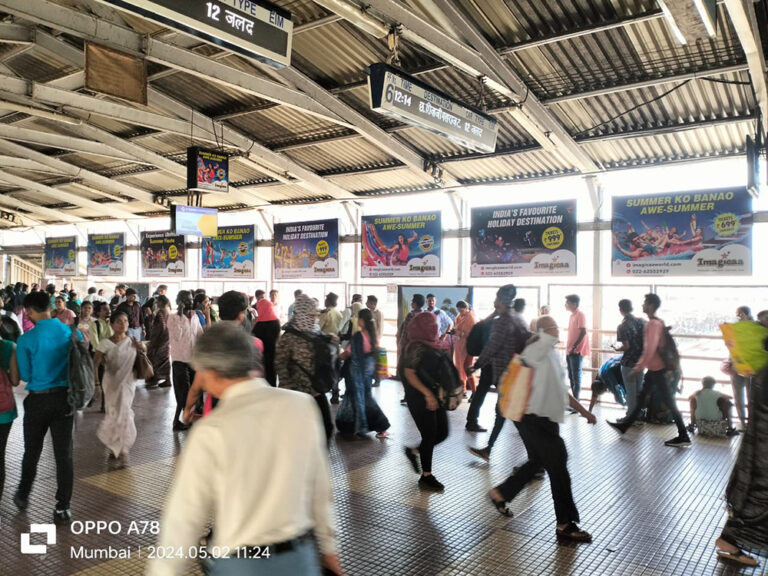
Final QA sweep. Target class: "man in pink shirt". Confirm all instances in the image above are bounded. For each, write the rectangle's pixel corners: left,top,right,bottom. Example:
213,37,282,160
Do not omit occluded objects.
565,294,589,400
607,293,691,447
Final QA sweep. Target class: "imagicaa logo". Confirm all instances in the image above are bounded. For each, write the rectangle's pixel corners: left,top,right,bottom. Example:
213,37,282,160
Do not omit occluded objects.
20,524,56,555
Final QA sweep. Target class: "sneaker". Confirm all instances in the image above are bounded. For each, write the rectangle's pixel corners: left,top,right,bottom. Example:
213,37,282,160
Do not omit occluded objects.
686,423,696,434
404,447,421,474
726,427,740,437
607,420,629,435
664,435,692,448
468,446,490,462
13,491,28,511
53,508,72,525
418,474,444,492
465,423,488,433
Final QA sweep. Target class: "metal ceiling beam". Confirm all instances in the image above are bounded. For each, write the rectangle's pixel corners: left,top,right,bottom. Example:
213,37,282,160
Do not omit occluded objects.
275,66,446,186
146,89,358,199
724,0,768,136
543,63,751,104
500,9,664,54
0,22,32,44
0,0,346,126
359,0,599,173
0,190,86,223
0,171,137,219
0,124,145,163
0,138,158,207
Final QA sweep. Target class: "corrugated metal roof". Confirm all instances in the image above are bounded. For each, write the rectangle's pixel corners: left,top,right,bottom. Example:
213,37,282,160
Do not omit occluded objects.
0,0,763,222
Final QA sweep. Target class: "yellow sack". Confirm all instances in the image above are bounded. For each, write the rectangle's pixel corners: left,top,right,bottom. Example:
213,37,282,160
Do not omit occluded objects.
498,355,534,422
720,322,768,377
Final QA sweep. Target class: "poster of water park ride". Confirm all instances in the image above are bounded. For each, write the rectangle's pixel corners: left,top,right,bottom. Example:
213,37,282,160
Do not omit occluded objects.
611,188,752,276
201,225,255,279
87,233,125,276
361,212,441,278
274,219,339,279
44,236,77,277
470,200,577,277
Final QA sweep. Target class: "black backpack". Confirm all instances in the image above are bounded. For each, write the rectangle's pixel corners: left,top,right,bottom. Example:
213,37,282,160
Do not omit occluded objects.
416,347,463,410
466,320,492,357
658,324,681,374
67,326,95,411
286,327,338,394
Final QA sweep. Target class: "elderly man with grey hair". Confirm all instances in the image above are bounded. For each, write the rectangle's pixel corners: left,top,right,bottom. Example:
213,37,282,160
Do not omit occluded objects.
148,323,342,576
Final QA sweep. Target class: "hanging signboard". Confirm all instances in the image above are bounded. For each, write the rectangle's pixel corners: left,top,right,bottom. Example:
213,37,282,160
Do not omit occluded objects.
368,63,498,153
44,236,77,277
274,218,339,279
101,0,293,68
172,204,219,237
187,148,229,193
140,232,186,277
470,201,577,277
611,188,752,276
201,225,255,278
87,233,125,276
362,211,441,278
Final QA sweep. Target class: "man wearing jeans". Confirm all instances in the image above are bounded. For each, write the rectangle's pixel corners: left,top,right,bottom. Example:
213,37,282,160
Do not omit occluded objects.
615,299,645,419
608,293,691,447
14,291,81,525
565,294,589,400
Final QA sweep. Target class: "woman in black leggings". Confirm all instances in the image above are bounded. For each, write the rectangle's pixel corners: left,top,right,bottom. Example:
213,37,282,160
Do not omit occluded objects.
403,312,450,492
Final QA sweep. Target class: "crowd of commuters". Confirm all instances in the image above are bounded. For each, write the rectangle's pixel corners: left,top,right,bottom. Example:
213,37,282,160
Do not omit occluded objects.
0,280,765,572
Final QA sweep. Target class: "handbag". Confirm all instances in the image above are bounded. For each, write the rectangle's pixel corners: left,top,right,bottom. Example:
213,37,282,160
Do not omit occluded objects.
0,368,15,414
376,348,389,380
131,337,154,381
498,355,534,422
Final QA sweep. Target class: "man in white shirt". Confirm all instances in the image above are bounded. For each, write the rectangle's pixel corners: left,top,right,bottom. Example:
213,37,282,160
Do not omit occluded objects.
148,322,342,576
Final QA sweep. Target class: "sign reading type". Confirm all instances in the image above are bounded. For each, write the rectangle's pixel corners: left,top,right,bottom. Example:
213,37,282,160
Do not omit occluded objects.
101,0,293,68
367,63,498,153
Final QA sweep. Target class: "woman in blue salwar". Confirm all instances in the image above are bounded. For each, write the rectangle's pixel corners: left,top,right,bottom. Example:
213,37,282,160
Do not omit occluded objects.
338,308,390,438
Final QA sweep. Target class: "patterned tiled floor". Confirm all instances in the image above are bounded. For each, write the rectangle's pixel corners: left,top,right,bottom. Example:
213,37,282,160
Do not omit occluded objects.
0,380,764,575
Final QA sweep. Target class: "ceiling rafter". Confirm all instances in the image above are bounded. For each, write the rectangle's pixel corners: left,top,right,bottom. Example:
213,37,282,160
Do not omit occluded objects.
0,170,137,219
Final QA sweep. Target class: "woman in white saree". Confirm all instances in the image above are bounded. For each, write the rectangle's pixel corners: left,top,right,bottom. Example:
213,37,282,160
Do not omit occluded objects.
93,310,144,464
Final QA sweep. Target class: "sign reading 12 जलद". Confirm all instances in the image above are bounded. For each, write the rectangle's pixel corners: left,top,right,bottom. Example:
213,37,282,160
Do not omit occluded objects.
102,0,293,68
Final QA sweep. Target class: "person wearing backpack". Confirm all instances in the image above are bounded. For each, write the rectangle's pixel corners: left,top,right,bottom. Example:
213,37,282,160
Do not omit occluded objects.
276,294,336,444
14,291,82,525
607,293,691,447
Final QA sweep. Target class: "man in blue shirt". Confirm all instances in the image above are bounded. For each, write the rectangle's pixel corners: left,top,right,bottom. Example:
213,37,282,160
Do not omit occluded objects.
14,291,80,525
426,294,454,340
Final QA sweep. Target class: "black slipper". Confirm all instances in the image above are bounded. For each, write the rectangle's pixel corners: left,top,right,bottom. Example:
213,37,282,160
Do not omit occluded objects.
489,493,513,517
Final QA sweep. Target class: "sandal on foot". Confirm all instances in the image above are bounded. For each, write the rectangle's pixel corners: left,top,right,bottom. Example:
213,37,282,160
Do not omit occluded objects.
489,493,512,517
375,431,390,438
556,522,592,543
717,549,759,567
